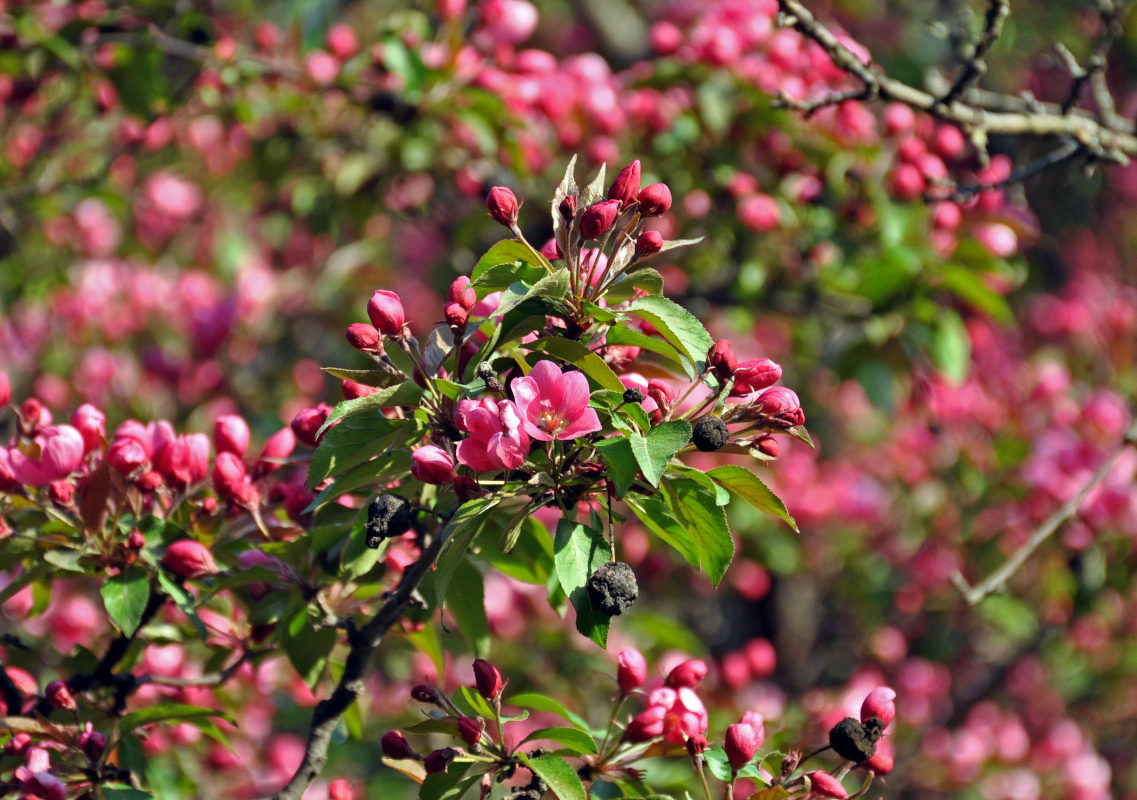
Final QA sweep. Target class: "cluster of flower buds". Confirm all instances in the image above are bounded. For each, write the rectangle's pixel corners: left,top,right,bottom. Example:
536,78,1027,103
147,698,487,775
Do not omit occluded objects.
623,658,709,744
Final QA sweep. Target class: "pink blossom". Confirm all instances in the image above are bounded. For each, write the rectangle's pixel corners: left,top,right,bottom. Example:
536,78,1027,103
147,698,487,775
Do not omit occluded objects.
807,771,849,799
861,686,897,727
455,397,530,471
724,719,762,768
162,540,219,579
6,425,85,486
70,404,106,454
616,647,647,692
412,445,456,485
510,361,602,442
213,414,250,456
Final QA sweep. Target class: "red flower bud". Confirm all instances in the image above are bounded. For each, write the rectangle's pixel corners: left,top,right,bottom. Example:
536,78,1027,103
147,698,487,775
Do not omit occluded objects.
381,730,416,760
754,436,779,458
411,684,439,704
539,238,563,261
213,414,250,457
647,379,675,411
724,722,761,769
328,779,354,800
444,301,468,330
448,276,477,311
424,747,459,775
45,680,76,712
411,445,456,485
128,531,146,549
731,358,782,396
213,452,248,501
581,200,620,239
256,427,295,474
346,322,382,353
342,379,377,400
291,405,330,448
472,658,503,700
637,183,672,216
162,539,219,579
0,371,9,407
607,159,641,207
664,659,707,688
806,771,849,799
616,647,647,692
686,733,708,756
707,339,738,381
71,404,106,455
623,705,666,742
457,716,484,747
367,290,407,337
862,739,894,775
558,195,577,221
860,687,896,727
635,230,663,257
486,186,520,227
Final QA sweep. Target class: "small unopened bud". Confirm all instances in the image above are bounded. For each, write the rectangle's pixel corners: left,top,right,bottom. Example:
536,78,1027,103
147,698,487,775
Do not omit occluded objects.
381,730,416,760
685,733,708,757
616,647,647,692
607,160,641,207
346,322,382,353
290,405,330,448
472,658,503,700
127,531,146,550
213,414,250,456
448,276,477,311
45,680,77,712
664,659,708,688
424,747,459,775
328,779,354,800
411,684,440,704
0,371,9,407
724,722,761,769
411,445,455,485
367,290,407,337
731,358,781,396
692,416,729,452
586,561,638,616
162,539,219,579
444,301,468,331
860,686,897,727
634,230,663,257
580,200,620,239
366,494,413,548
558,195,577,221
457,716,484,748
707,339,737,381
805,771,849,799
637,183,672,216
486,186,520,228
754,436,779,458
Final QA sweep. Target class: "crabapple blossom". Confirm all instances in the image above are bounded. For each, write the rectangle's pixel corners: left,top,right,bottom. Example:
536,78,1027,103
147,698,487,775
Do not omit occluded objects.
454,397,529,471
510,360,602,442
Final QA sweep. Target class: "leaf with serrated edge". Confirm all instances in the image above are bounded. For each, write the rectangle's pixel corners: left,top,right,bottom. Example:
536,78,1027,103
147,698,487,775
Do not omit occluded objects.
707,465,799,532
520,726,598,754
520,753,588,800
658,236,705,254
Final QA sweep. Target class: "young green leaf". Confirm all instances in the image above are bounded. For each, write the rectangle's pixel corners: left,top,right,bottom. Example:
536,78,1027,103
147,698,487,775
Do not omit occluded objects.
553,520,613,647
520,753,588,800
629,421,692,487
628,295,714,377
707,465,799,532
100,568,151,636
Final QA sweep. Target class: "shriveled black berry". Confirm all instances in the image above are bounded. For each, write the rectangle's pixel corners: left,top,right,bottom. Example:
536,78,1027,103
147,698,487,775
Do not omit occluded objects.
691,416,729,452
622,387,645,404
587,561,639,616
828,716,882,763
366,494,412,548
476,361,503,393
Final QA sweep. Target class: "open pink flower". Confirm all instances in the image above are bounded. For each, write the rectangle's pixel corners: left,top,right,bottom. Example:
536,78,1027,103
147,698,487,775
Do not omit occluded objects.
5,425,85,487
510,361,602,442
455,397,530,472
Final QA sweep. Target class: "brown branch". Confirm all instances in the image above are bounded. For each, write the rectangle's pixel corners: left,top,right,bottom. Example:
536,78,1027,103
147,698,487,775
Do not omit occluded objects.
938,0,1011,107
925,136,1085,201
268,530,448,800
772,86,873,116
776,0,1137,164
952,418,1137,605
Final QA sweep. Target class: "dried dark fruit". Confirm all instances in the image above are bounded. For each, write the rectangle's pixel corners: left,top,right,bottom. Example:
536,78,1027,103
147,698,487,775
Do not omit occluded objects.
691,416,729,452
366,494,412,548
587,561,639,616
828,716,883,762
622,387,646,404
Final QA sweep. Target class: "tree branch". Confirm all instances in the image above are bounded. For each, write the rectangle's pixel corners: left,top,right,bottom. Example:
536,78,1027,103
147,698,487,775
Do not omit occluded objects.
938,0,1011,107
268,530,448,800
952,418,1137,605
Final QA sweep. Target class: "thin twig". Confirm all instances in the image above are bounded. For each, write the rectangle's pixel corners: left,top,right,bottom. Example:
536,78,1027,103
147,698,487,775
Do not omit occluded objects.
772,86,873,116
925,137,1085,201
952,418,1137,605
938,0,1011,106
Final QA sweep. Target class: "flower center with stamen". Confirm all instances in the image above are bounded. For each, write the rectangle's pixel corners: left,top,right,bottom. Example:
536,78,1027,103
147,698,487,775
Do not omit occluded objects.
541,409,566,434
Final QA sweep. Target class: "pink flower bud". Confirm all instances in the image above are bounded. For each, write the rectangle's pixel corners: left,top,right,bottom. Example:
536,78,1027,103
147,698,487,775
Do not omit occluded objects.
45,680,76,712
457,715,484,747
486,186,520,228
326,23,360,60
623,705,666,742
707,339,738,381
256,427,295,474
128,531,146,549
539,238,563,261
162,539,219,579
39,425,85,481
616,647,647,692
423,747,458,775
637,183,672,216
154,433,210,486
862,738,894,774
346,322,382,353
213,452,247,501
752,386,804,426
70,405,105,455
367,290,407,337
731,358,782,396
607,159,641,207
581,199,620,239
448,276,477,311
647,379,675,410
328,778,355,800
806,771,848,799
860,686,896,727
213,415,250,456
686,733,708,756
444,302,468,330
342,380,377,400
737,193,781,232
665,659,707,689
291,405,330,448
108,438,148,475
381,730,416,760
412,445,455,485
48,480,74,506
635,230,663,257
724,722,761,769
558,195,578,221
472,658,503,700
0,371,9,407
305,50,339,85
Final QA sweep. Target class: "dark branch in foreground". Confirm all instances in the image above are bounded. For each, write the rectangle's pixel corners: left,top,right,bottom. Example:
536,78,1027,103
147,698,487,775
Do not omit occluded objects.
268,531,448,800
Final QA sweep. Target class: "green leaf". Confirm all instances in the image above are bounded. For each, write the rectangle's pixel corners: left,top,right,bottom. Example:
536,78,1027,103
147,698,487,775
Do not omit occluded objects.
472,239,547,280
308,414,422,489
665,479,735,586
707,465,799,532
496,268,571,318
281,606,337,689
433,498,500,607
520,754,587,800
100,569,151,636
420,762,480,800
454,685,497,719
118,703,235,747
447,560,490,657
305,449,413,514
595,437,640,497
476,517,554,585
932,308,971,385
102,786,155,799
469,260,546,293
520,726,598,755
553,520,612,647
628,295,714,378
604,268,665,301
531,338,625,393
604,322,685,367
509,692,591,731
317,381,424,436
626,495,701,570
629,421,692,487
